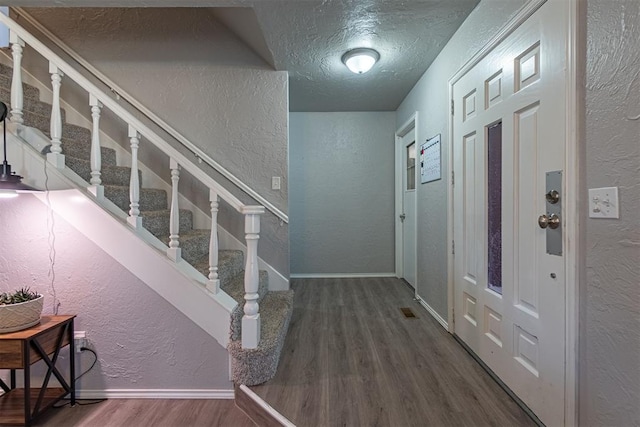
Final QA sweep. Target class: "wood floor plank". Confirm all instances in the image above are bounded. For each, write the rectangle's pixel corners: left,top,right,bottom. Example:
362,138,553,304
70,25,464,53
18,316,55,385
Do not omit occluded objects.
253,277,537,427
31,399,255,426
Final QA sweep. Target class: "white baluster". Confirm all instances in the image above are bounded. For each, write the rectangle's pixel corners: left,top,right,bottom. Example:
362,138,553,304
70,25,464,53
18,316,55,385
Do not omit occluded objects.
207,190,220,294
47,63,65,169
167,158,181,261
127,125,142,229
88,94,104,199
9,32,24,125
241,206,265,349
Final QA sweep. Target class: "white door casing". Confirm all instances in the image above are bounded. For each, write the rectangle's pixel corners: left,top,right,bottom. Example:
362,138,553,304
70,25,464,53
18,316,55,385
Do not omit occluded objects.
395,115,418,289
450,1,574,425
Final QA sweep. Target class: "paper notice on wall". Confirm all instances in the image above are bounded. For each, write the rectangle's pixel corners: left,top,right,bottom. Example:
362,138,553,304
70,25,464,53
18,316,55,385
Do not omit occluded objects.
420,134,441,184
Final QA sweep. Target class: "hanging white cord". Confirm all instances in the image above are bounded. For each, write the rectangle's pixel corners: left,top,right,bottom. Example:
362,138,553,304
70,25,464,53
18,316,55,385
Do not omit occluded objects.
43,158,60,315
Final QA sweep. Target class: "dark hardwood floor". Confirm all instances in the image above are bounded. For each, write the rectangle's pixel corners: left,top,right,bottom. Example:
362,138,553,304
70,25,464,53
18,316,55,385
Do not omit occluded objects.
252,277,536,427
32,399,255,426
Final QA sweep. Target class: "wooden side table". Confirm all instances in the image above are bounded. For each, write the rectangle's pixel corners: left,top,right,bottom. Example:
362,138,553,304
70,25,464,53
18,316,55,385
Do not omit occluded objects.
0,315,76,426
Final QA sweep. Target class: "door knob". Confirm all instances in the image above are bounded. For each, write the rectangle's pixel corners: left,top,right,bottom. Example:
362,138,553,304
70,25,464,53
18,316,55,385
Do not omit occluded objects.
399,213,406,222
545,190,560,204
538,213,560,229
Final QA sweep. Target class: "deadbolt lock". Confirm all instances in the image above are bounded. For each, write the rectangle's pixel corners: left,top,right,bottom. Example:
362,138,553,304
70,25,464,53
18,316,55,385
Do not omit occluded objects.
545,190,560,204
538,213,560,230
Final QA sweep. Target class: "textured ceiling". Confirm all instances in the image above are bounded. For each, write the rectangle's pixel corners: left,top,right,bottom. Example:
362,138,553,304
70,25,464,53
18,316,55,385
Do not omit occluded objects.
5,0,480,111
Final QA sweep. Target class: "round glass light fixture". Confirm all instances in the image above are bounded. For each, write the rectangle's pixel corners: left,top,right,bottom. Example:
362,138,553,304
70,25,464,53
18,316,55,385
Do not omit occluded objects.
341,48,380,74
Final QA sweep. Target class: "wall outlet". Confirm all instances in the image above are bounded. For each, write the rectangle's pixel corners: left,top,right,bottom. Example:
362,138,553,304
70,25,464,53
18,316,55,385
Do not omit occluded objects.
74,331,87,353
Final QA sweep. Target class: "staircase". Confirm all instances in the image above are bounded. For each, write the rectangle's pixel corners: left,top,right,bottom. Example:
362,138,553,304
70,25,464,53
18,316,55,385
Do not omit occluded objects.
0,17,293,387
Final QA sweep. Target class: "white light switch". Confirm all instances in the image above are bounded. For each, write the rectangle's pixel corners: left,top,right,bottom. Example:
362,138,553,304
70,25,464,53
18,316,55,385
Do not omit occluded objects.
271,176,281,190
588,187,619,219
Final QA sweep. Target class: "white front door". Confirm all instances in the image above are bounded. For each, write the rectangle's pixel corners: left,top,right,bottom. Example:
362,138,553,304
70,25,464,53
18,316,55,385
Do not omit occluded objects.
396,125,417,288
452,1,568,425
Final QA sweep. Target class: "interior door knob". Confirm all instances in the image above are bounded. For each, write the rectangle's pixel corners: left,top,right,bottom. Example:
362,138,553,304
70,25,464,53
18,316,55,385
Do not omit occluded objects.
538,213,560,229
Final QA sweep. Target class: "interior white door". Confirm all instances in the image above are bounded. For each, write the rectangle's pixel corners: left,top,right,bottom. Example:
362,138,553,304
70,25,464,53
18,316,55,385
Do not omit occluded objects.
399,130,417,288
452,2,567,425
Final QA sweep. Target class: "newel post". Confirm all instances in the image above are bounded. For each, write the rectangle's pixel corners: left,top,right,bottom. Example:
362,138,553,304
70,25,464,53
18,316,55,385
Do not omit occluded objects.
9,32,24,125
88,94,104,199
167,158,181,261
207,189,220,294
241,206,265,349
47,62,65,169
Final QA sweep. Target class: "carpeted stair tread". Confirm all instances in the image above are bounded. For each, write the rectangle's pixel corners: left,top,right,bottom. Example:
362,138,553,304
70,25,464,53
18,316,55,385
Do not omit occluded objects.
228,290,295,386
44,141,117,167
0,74,41,100
156,229,210,265
193,249,244,287
60,138,117,166
104,185,167,212
65,156,139,187
141,208,193,237
227,270,270,342
0,90,66,122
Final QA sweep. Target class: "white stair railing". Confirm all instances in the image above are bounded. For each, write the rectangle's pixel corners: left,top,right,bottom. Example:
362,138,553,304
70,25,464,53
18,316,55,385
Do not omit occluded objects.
47,63,64,168
9,33,23,125
2,15,266,349
207,190,220,294
167,158,181,261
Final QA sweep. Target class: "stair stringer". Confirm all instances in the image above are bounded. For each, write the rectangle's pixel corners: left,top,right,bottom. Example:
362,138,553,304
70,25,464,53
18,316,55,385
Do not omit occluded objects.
7,131,237,348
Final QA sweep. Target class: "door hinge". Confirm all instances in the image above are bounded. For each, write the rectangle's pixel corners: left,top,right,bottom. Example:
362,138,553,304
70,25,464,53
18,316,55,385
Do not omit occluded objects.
451,170,455,186
452,240,455,255
451,99,454,115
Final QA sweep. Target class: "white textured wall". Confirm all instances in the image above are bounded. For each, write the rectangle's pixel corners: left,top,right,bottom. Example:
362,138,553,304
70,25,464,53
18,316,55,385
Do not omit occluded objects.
581,0,640,425
18,7,290,276
289,112,396,275
0,195,231,391
395,0,527,317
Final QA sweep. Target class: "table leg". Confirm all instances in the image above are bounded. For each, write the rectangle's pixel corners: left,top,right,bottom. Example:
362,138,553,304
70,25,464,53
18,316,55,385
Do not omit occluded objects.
69,318,76,406
23,340,31,427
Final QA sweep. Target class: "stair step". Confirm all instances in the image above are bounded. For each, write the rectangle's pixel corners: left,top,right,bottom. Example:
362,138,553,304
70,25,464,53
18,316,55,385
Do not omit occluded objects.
20,109,91,144
0,89,66,122
141,209,193,237
228,289,295,386
104,185,167,212
227,270,270,343
193,249,244,288
157,229,210,265
65,155,139,187
47,139,117,167
0,73,41,100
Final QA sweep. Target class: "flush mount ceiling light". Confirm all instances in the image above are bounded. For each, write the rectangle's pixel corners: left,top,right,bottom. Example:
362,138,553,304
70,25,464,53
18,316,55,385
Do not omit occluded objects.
341,48,380,74
0,101,41,198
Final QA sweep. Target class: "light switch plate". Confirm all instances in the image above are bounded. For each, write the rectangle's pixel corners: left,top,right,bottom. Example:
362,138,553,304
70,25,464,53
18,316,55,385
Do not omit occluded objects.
588,187,619,219
271,176,281,190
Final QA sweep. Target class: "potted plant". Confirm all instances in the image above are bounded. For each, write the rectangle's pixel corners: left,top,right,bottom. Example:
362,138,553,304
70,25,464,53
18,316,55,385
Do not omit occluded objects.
0,287,44,333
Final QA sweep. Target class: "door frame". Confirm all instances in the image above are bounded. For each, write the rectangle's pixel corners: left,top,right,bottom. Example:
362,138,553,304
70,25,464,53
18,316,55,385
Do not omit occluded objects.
394,112,418,289
445,0,582,424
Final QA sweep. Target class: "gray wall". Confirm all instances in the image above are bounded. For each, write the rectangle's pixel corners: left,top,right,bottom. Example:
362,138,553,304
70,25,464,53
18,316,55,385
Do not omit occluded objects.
0,195,231,391
581,0,640,425
18,8,290,277
289,112,396,275
396,0,527,316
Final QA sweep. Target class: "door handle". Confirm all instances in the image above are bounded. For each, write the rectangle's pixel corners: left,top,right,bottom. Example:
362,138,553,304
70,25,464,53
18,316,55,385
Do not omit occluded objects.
545,190,560,204
400,213,406,222
538,213,560,229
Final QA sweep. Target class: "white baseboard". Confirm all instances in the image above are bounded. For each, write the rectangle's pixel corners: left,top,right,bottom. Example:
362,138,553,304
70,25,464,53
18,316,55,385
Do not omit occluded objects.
77,389,234,400
290,273,396,279
415,294,448,330
238,384,296,427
